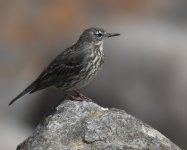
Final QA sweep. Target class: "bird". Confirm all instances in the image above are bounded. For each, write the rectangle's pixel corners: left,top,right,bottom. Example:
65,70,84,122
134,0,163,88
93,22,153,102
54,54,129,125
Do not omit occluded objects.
9,27,120,105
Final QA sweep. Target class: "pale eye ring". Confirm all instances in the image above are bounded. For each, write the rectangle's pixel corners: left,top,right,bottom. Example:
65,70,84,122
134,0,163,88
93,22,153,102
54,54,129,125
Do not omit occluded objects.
96,31,103,37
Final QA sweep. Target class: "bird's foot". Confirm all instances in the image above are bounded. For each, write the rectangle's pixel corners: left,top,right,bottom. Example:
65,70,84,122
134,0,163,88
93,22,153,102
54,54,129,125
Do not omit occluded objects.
64,91,93,102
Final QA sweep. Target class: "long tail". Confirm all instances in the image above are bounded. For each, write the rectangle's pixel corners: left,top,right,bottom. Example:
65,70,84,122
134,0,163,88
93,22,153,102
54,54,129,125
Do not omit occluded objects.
9,83,36,106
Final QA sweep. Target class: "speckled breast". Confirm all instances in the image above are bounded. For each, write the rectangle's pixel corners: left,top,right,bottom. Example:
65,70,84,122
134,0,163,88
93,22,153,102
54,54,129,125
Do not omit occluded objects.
67,44,104,91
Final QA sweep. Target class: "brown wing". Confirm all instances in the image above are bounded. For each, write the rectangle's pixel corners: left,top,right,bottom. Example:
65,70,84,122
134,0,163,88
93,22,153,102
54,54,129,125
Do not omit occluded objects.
29,47,86,92
9,46,87,105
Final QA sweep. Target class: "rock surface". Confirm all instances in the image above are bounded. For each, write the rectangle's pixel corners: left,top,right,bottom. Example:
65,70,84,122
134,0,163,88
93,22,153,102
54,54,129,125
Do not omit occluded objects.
17,100,181,150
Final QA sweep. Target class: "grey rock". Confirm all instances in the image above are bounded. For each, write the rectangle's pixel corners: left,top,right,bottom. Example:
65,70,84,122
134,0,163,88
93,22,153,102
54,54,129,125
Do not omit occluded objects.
17,100,181,150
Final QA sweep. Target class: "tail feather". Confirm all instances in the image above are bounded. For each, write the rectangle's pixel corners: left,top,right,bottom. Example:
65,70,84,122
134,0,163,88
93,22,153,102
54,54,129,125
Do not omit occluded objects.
9,83,35,106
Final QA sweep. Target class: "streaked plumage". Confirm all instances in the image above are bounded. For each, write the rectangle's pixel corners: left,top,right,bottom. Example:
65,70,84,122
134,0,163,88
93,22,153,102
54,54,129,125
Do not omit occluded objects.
9,27,120,105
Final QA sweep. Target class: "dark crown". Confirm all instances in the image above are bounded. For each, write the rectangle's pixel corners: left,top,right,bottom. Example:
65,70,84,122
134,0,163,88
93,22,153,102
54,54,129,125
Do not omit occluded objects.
78,27,120,43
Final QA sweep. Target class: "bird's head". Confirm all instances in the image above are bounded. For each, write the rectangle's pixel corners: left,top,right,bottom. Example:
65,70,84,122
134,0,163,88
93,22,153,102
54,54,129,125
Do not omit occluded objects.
78,27,120,45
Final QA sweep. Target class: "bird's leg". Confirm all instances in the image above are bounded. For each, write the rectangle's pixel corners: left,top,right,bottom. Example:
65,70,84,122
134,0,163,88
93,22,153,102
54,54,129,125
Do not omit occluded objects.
64,91,92,102
73,90,87,99
64,92,82,101
73,90,93,102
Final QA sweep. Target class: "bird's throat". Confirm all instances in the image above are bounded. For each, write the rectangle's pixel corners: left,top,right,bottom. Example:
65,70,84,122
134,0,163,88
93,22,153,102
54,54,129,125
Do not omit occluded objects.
95,41,104,51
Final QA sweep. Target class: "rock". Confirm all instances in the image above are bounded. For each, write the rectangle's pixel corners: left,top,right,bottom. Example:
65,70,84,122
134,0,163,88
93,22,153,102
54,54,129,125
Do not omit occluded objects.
17,100,181,150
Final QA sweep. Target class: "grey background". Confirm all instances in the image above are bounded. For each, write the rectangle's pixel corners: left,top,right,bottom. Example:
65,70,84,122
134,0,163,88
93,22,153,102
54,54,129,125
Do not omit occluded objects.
0,0,187,149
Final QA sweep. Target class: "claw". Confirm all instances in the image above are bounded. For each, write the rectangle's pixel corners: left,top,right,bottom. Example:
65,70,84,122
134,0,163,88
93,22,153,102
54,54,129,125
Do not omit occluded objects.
64,91,93,102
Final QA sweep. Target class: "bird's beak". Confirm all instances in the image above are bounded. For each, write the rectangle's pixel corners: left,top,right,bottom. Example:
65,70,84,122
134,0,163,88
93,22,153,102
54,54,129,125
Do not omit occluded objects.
106,33,120,38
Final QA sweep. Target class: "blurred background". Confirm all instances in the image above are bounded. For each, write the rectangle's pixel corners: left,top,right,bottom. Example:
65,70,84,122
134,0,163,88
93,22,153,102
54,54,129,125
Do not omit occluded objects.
0,0,187,149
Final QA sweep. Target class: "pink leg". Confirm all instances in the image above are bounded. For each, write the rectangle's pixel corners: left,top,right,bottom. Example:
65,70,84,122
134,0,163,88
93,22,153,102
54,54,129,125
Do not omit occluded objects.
73,90,88,99
64,91,93,102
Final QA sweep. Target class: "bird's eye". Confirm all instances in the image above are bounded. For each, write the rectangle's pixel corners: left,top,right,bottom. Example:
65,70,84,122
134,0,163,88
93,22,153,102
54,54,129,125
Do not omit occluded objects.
96,32,103,37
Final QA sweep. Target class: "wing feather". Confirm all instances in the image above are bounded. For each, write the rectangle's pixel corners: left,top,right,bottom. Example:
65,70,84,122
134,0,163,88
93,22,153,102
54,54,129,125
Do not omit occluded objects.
32,47,86,92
